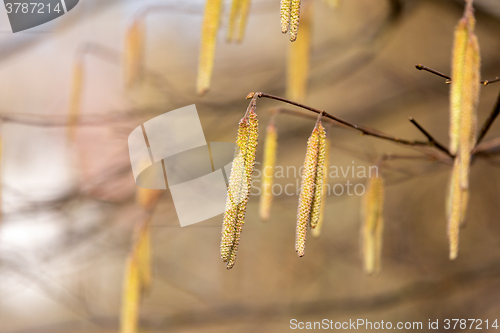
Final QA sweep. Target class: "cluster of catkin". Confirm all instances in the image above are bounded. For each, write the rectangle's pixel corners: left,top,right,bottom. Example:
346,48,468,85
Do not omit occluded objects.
220,96,259,269
447,2,480,260
197,0,252,95
280,0,302,42
295,120,327,257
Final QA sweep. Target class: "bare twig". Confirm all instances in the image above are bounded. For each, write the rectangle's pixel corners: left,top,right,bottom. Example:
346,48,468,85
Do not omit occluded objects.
251,92,452,157
415,63,499,86
476,90,500,145
408,117,450,155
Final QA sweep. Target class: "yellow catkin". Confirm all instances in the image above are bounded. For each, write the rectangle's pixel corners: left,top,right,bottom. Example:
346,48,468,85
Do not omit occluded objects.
227,0,251,43
447,157,469,260
259,123,278,221
221,98,258,269
311,137,330,238
120,256,140,333
450,19,469,155
449,5,480,174
289,0,301,42
362,175,384,275
236,0,251,42
124,19,145,88
136,225,151,292
280,0,292,34
295,126,319,257
67,59,84,142
221,118,249,263
197,0,223,95
286,1,311,102
459,33,480,190
227,0,242,42
309,122,326,229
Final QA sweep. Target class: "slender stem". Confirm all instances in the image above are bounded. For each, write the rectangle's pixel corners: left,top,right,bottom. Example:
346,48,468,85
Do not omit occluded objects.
476,90,500,145
408,117,451,155
415,64,499,86
251,92,452,157
483,77,500,86
415,64,451,81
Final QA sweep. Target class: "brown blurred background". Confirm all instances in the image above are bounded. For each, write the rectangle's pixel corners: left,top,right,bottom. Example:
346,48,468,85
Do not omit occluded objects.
1,0,500,332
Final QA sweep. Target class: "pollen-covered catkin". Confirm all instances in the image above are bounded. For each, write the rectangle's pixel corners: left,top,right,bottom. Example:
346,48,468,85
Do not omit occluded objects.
221,118,249,263
289,0,301,42
226,109,258,269
124,19,144,88
311,138,330,238
280,0,292,34
309,122,326,229
197,0,223,95
295,125,320,257
362,175,384,275
259,123,278,221
221,99,259,269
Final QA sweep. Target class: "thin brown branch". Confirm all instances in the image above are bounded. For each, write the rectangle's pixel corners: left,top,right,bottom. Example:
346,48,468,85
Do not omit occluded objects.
408,117,451,155
476,89,500,145
251,92,452,157
415,63,499,86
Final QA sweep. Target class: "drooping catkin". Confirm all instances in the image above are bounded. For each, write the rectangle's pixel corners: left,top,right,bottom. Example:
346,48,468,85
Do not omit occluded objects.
136,225,152,292
447,157,469,260
362,174,384,275
259,123,278,221
287,1,311,102
311,136,330,238
449,4,480,192
237,0,251,42
459,33,480,190
227,0,242,42
124,19,145,88
309,122,326,229
280,0,292,34
197,0,223,95
221,98,258,269
221,118,249,263
289,0,301,42
120,256,140,333
67,59,84,142
227,0,251,43
295,125,320,257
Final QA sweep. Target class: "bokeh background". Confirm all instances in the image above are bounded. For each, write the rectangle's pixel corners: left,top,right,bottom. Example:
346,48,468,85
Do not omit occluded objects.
1,0,500,332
